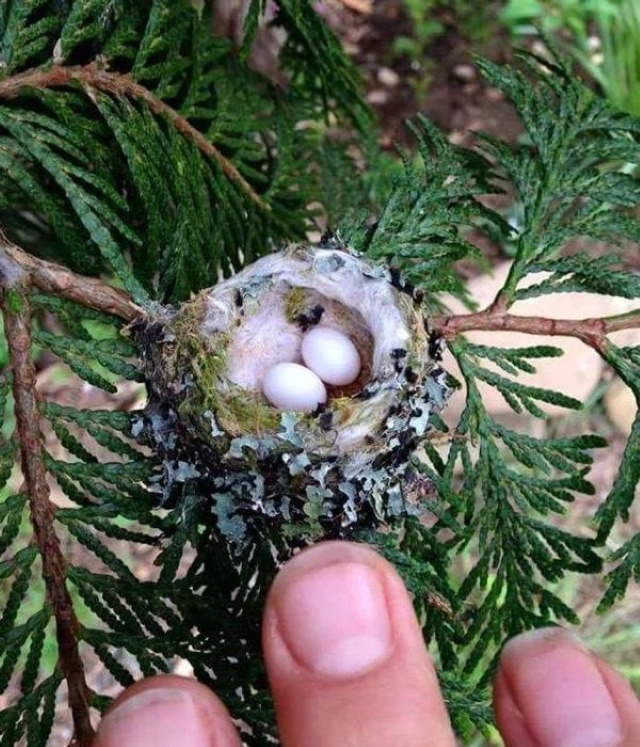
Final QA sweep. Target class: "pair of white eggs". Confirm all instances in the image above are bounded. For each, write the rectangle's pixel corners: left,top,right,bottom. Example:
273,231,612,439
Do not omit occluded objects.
262,326,361,412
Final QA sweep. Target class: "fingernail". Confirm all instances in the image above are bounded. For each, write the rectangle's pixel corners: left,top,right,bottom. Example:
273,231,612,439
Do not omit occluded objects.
276,559,393,679
501,628,622,747
97,687,233,747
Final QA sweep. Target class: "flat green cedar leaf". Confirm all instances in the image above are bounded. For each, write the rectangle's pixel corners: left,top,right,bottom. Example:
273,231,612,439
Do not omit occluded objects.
42,402,132,433
19,611,50,696
347,115,507,305
34,331,117,393
0,0,59,72
597,534,640,613
517,254,640,300
240,0,268,58
596,412,640,541
473,367,582,413
50,421,99,464
0,108,148,302
473,50,640,306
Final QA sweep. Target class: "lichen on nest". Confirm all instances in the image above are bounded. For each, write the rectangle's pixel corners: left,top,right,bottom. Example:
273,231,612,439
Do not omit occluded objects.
133,238,450,548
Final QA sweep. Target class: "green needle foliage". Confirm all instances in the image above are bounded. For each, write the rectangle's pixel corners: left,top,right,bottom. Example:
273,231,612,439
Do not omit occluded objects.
345,116,507,309
0,4,638,746
0,0,370,304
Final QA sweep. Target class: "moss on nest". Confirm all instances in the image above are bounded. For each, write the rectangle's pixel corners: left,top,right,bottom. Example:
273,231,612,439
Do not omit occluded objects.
173,309,279,437
284,286,308,323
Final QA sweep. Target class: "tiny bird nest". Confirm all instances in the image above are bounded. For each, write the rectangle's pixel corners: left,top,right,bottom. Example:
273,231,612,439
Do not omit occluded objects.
133,239,449,547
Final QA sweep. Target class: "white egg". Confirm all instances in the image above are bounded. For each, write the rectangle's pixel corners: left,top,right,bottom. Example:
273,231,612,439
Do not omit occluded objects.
262,362,327,412
301,326,361,386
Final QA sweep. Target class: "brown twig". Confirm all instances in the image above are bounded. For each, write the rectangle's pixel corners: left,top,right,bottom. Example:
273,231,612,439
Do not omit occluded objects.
1,260,94,746
430,307,640,352
0,63,269,212
0,235,144,322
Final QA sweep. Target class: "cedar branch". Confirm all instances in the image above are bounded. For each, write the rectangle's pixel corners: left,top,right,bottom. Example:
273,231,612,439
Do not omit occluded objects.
0,63,269,212
430,307,640,352
0,260,94,746
0,235,144,321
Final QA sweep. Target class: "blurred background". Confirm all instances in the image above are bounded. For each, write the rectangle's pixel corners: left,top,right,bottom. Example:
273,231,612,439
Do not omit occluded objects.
317,0,640,140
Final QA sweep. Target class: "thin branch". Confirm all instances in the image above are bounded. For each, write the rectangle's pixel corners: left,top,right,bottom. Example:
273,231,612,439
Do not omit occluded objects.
0,235,144,322
431,307,640,352
485,292,510,317
0,63,270,212
0,260,94,746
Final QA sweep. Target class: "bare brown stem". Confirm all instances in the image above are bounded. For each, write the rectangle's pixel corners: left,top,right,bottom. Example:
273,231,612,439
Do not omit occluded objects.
0,235,144,321
430,307,640,352
0,63,269,212
485,293,510,317
0,260,94,746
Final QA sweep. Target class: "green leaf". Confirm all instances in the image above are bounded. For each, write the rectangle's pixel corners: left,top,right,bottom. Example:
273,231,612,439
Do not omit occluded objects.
345,115,507,308
474,48,640,306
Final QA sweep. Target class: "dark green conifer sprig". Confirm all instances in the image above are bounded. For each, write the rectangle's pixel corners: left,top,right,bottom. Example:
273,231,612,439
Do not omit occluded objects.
592,343,640,609
439,338,604,679
0,286,157,745
0,0,368,303
415,47,640,687
345,116,508,310
473,49,640,307
242,0,371,129
340,43,640,701
0,5,639,746
514,254,640,300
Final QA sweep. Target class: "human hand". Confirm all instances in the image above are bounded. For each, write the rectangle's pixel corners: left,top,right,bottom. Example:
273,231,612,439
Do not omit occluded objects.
92,541,640,746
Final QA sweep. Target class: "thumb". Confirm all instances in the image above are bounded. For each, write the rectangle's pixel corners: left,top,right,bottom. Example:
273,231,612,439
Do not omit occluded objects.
494,627,640,746
262,540,456,746
92,675,242,747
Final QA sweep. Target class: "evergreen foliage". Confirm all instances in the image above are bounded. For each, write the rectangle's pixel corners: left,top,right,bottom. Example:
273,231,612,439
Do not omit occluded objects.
0,3,638,746
345,115,507,309
0,0,368,304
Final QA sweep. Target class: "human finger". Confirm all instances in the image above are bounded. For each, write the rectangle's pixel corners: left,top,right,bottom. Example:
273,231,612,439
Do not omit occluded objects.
262,540,456,747
92,674,242,747
494,627,640,747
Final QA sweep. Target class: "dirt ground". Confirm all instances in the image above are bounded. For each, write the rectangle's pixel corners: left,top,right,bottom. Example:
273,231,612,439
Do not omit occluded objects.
323,0,522,143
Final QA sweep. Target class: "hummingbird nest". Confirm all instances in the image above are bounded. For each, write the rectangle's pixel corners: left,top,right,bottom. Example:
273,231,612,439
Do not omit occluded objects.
133,239,449,548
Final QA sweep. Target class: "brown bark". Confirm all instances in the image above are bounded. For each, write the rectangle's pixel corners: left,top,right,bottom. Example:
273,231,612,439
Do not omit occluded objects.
0,259,94,745
430,307,640,353
0,63,269,212
1,235,143,322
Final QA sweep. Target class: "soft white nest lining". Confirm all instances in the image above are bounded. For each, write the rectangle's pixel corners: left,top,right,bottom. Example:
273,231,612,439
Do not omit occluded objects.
201,247,412,392
225,288,303,390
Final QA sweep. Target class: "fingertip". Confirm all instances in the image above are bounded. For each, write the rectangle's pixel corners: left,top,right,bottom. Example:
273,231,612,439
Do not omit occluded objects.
267,540,389,593
93,675,241,747
266,540,420,634
492,668,537,747
592,656,640,741
263,540,455,746
495,627,640,747
265,539,426,681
